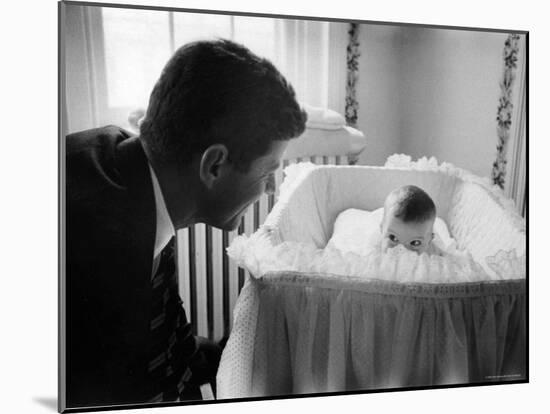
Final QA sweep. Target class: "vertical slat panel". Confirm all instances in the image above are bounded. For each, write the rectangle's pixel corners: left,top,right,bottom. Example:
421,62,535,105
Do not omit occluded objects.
227,228,240,333
187,226,197,334
273,163,285,208
253,200,260,232
205,225,214,340
258,193,269,228
239,210,255,291
243,204,255,236
176,228,192,321
268,193,276,212
211,227,224,340
236,216,246,294
222,230,231,338
193,223,208,337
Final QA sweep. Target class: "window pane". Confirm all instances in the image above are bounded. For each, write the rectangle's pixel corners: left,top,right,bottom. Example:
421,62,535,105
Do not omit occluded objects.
233,16,276,62
173,12,231,47
102,8,171,108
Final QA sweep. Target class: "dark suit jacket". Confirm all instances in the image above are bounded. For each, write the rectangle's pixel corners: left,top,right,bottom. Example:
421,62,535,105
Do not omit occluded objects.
65,126,191,408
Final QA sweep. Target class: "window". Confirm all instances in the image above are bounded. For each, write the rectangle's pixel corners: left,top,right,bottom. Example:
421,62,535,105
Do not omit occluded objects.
102,8,172,108
64,5,347,133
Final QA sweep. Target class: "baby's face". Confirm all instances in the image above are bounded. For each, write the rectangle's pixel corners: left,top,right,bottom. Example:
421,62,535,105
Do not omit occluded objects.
380,215,434,254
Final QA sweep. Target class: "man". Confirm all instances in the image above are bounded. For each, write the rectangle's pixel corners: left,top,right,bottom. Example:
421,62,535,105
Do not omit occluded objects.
65,39,307,408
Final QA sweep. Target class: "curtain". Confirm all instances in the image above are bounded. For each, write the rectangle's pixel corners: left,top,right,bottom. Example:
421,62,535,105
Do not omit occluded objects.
345,22,360,128
502,35,527,217
492,33,527,216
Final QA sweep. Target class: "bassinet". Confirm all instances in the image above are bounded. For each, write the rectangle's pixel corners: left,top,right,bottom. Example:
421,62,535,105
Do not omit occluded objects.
216,156,526,398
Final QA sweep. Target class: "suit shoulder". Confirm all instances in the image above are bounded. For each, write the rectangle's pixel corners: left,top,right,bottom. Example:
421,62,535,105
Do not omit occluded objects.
65,126,138,205
66,125,133,154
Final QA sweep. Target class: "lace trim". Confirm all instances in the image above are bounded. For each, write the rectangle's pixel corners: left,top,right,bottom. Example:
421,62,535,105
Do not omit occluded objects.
230,156,526,284
227,227,524,284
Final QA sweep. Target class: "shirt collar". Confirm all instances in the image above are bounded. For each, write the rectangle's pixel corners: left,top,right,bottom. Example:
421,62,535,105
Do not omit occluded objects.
149,165,176,258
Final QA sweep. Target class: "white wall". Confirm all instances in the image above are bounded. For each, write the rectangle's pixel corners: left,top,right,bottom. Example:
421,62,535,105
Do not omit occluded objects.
356,25,403,166
356,24,512,179
398,27,506,177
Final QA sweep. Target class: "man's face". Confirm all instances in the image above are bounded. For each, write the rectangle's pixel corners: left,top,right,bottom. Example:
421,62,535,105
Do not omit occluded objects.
200,140,288,231
380,214,434,254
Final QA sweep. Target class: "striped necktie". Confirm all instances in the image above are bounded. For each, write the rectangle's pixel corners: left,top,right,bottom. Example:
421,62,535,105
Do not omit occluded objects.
147,237,198,402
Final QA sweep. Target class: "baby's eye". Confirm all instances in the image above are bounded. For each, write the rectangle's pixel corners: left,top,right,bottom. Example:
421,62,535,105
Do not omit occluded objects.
410,240,422,247
388,234,398,242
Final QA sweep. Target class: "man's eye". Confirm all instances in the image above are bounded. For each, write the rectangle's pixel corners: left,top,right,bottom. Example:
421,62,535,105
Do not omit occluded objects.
410,240,422,247
388,234,398,242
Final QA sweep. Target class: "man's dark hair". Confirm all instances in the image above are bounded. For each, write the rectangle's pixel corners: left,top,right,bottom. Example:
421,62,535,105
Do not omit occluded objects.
384,185,436,223
140,39,307,172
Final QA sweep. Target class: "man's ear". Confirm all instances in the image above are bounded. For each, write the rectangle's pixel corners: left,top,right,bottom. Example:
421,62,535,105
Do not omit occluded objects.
199,144,229,188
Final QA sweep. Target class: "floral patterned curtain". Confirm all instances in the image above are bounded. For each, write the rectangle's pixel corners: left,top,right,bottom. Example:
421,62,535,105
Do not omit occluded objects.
345,23,360,128
492,34,521,189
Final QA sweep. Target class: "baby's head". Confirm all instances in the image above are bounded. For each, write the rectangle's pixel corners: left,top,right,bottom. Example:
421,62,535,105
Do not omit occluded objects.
380,185,436,254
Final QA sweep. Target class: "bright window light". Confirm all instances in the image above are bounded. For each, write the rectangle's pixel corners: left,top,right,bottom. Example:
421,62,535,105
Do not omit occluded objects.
233,16,276,62
102,8,171,108
173,12,232,46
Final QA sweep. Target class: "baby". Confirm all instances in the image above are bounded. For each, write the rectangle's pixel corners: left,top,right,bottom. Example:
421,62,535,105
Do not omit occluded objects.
380,185,443,255
327,185,451,257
